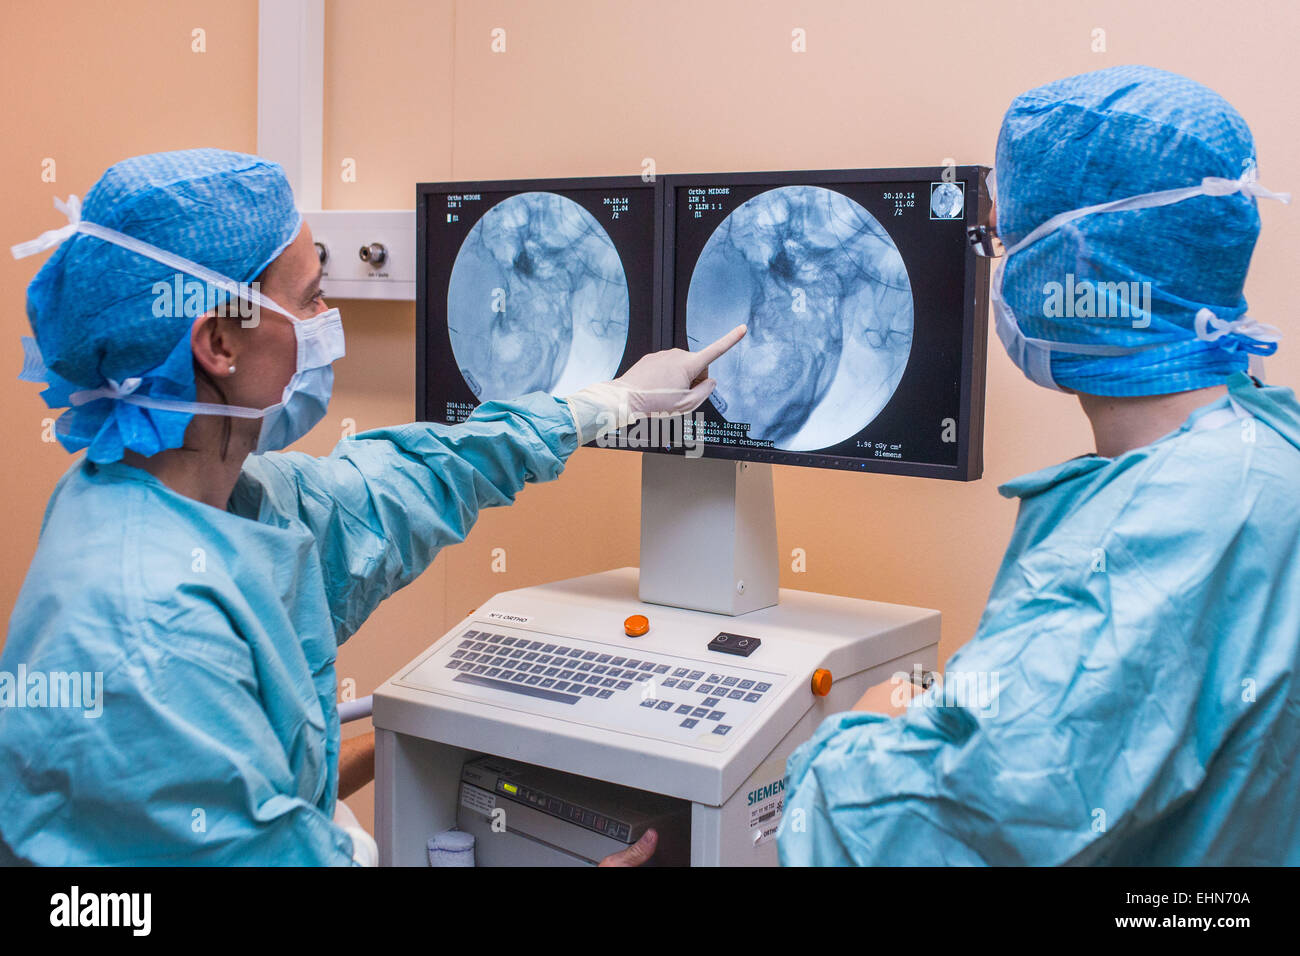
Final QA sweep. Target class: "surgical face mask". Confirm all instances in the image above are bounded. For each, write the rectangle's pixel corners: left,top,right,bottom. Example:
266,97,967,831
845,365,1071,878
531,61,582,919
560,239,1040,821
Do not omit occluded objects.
13,195,346,454
988,166,1289,391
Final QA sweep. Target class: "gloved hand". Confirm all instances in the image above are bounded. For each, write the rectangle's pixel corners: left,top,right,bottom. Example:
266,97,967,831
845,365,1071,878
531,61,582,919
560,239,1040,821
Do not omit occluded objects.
564,325,747,444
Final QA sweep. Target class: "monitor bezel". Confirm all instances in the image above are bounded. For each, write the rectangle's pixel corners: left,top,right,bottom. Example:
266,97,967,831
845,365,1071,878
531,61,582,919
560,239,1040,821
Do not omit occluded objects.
660,166,989,481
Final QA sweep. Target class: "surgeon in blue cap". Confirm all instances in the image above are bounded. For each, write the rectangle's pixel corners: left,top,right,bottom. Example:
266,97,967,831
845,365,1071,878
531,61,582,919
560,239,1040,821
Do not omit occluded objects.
780,65,1300,865
0,148,743,865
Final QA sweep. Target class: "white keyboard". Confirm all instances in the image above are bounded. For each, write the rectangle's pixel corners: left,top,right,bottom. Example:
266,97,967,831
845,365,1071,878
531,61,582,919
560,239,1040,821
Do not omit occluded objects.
396,623,790,750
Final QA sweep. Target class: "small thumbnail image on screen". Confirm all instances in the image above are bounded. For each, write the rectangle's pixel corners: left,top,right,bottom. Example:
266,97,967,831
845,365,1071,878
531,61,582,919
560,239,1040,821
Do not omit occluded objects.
446,191,630,400
685,185,914,451
929,181,964,220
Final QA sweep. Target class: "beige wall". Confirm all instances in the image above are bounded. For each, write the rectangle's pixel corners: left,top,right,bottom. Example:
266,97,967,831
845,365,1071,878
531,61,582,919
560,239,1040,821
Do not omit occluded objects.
4,0,1298,837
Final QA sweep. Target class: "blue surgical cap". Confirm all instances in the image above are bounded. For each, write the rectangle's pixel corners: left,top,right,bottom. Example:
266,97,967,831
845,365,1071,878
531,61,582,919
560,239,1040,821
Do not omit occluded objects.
22,148,301,461
995,65,1269,396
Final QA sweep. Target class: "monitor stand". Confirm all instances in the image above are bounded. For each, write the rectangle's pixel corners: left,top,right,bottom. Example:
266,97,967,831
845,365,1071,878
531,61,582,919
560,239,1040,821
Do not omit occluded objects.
637,454,779,616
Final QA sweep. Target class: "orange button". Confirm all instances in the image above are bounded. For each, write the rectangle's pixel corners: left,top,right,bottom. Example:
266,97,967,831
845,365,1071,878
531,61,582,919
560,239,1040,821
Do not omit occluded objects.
811,669,833,697
624,614,649,637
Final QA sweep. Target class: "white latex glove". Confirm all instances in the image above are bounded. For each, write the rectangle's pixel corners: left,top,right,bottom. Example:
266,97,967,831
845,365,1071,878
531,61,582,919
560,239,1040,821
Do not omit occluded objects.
334,799,378,867
564,325,747,444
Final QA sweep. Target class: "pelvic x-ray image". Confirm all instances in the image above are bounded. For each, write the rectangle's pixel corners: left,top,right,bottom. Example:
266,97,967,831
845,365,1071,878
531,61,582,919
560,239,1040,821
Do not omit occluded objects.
930,181,965,219
447,192,630,399
686,186,914,450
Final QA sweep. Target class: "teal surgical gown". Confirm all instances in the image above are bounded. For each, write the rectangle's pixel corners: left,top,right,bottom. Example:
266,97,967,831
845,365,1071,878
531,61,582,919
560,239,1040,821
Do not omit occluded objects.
779,372,1300,865
0,393,578,865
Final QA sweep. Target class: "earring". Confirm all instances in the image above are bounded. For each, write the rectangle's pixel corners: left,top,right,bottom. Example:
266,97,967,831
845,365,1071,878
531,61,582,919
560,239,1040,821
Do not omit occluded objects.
228,365,237,374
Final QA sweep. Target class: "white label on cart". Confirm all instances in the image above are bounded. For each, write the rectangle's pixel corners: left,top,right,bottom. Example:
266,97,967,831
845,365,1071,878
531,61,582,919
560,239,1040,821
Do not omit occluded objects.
459,782,497,817
746,775,785,848
485,611,533,625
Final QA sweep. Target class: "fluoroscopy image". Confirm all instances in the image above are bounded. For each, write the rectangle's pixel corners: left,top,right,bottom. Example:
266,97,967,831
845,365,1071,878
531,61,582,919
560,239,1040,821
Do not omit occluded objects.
930,181,964,219
686,185,914,450
447,192,630,400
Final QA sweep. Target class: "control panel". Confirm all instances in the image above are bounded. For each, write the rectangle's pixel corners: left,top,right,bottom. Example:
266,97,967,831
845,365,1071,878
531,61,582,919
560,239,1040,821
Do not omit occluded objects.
396,622,790,751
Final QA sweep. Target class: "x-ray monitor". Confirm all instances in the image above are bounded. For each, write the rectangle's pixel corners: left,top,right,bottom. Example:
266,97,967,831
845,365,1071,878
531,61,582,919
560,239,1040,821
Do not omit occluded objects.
417,176,661,426
662,167,989,480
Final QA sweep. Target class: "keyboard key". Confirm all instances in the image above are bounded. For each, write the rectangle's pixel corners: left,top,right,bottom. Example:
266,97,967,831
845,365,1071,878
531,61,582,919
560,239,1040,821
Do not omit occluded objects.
458,639,474,648
537,655,553,665
567,648,583,658
528,641,544,650
601,677,617,688
738,679,755,690
692,707,710,718
728,689,745,700
541,678,556,688
755,682,771,692
616,681,632,691
680,718,698,729
635,673,650,681
487,634,504,643
560,670,575,680
578,662,594,671
473,664,488,674
531,664,547,675
545,667,560,677
486,668,502,678
510,649,526,658
597,690,613,699
744,692,761,702
662,678,678,688
463,652,480,662
678,682,694,692
707,674,723,683
713,725,731,736
553,646,571,656
688,671,704,681
592,665,609,675
625,660,642,669
451,650,466,658
707,711,724,721
722,676,739,686
542,644,556,653
586,674,602,685
472,642,488,651
675,704,693,714
654,664,670,674
673,668,690,678
511,673,527,683
491,657,508,667
582,686,599,696
640,662,656,671
655,700,672,711
523,652,539,662
611,657,627,667
596,654,612,663
526,676,541,685
698,685,715,695
500,637,516,646
640,699,657,708
703,697,721,707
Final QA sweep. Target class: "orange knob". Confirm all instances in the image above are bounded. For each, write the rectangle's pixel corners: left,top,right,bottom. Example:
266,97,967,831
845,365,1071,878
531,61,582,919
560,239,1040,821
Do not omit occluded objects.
624,614,649,637
811,669,833,697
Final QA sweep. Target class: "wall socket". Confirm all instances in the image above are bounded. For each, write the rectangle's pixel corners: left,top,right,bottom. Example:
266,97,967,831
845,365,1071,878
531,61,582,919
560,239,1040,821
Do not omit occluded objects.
302,209,415,301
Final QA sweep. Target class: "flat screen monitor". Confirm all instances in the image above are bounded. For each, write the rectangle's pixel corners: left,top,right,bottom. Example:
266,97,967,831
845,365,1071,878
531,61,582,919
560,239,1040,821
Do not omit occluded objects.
416,176,661,425
662,167,989,480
